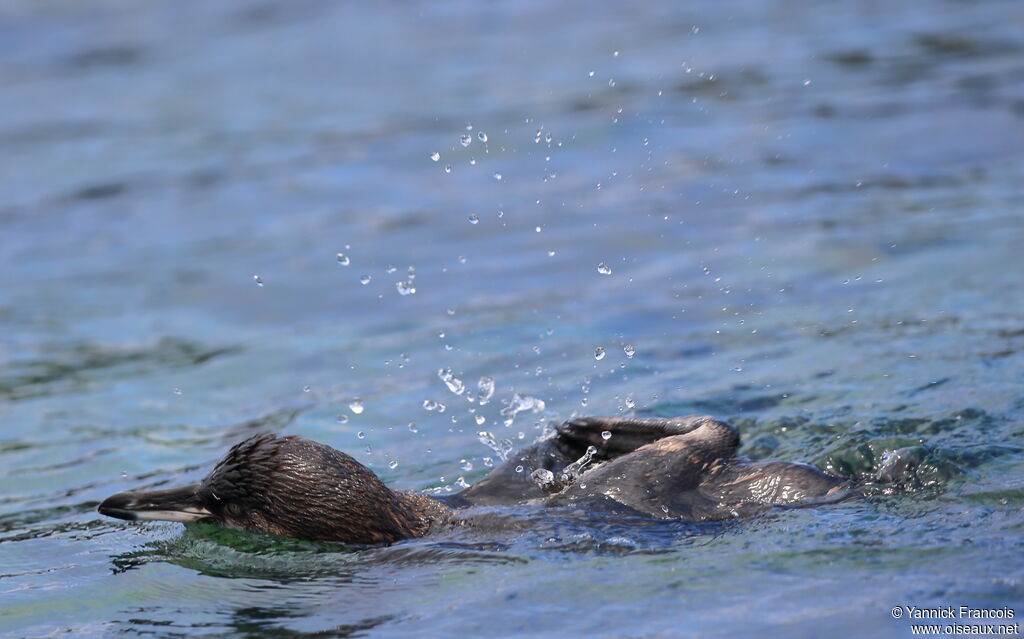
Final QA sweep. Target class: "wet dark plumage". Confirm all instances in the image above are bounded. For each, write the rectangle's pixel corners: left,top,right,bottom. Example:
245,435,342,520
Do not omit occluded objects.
98,415,860,543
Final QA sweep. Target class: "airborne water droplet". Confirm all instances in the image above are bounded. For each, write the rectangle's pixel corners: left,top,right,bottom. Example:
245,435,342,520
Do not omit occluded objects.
357,431,365,439
360,274,372,285
601,430,612,440
493,172,502,181
444,164,452,174
468,214,479,224
623,344,636,358
349,399,364,414
408,422,419,433
389,460,399,469
336,253,350,266
253,275,263,287
594,347,606,360
336,414,349,424
396,281,417,295
460,134,472,147
430,151,441,162
477,132,488,142
597,262,612,275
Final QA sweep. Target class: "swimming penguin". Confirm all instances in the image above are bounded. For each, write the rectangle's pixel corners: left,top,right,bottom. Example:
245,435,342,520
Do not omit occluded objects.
98,415,855,544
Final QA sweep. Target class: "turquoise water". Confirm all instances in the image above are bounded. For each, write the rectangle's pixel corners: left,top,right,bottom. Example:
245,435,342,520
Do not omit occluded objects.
2,1,1023,637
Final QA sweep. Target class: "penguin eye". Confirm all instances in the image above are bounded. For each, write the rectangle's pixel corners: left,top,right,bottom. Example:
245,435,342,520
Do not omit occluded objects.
226,502,242,516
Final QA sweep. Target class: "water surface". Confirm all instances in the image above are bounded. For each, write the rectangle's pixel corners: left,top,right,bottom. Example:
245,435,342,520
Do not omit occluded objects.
2,0,1023,637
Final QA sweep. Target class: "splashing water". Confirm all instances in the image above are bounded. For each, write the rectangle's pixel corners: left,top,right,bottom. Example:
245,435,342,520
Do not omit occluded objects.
437,367,466,395
559,445,598,485
477,431,515,461
500,393,546,427
531,468,558,492
476,376,496,405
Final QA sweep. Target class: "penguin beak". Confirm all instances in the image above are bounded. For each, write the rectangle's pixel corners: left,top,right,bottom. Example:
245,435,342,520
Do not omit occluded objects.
98,483,212,523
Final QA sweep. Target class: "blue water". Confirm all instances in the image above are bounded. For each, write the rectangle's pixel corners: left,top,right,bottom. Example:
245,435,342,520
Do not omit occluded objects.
2,0,1023,637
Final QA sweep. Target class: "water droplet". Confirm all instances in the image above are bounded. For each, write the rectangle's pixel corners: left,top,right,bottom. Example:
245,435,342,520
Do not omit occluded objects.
460,459,473,471
360,274,372,285
336,253,350,266
475,414,486,425
803,78,812,86
349,399,364,414
407,422,419,434
477,132,488,142
253,275,264,287
595,347,606,360
492,172,502,181
588,70,595,77
623,344,636,358
336,414,349,424
515,465,524,473
357,431,365,439
547,250,556,257
483,456,493,467
625,397,636,409
430,151,441,162
444,164,452,174
385,264,397,274
613,50,620,57
389,460,399,469
460,133,472,147
608,78,616,87
173,387,183,395
437,367,466,395
661,504,670,514
601,430,612,440
531,468,556,490
499,393,544,427
303,385,311,393
597,262,612,275
468,214,479,224
396,280,417,295
476,376,495,405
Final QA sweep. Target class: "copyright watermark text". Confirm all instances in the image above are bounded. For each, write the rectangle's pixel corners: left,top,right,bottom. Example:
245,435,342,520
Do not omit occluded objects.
891,606,1019,636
